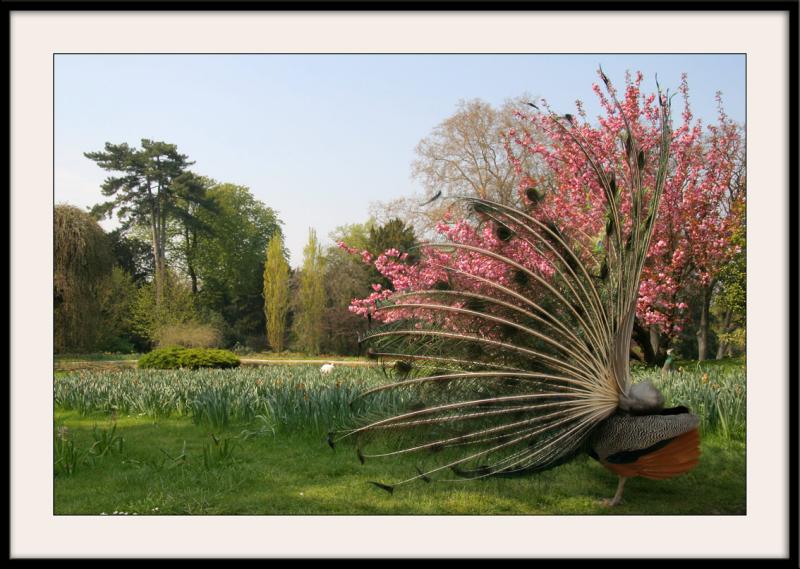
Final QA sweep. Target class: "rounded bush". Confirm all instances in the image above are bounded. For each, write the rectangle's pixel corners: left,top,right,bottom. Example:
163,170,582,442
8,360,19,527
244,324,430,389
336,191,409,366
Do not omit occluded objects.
138,346,240,370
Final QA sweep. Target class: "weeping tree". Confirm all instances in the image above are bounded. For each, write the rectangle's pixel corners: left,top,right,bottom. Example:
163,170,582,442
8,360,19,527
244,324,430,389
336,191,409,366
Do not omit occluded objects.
85,140,198,307
263,233,290,352
54,204,113,353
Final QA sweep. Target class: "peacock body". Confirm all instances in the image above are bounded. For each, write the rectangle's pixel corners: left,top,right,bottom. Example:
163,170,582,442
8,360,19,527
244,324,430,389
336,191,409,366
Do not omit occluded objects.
332,72,700,507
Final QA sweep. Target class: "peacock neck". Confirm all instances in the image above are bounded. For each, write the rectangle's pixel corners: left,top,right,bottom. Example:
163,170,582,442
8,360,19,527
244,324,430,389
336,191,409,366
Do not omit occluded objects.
610,304,637,397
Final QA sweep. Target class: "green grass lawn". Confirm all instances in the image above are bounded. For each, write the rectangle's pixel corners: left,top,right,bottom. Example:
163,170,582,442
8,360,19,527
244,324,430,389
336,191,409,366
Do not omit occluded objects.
54,409,745,516
53,363,746,515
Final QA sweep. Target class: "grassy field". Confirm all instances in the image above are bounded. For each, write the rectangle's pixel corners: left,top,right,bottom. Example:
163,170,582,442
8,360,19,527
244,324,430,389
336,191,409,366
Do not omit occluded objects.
53,364,746,515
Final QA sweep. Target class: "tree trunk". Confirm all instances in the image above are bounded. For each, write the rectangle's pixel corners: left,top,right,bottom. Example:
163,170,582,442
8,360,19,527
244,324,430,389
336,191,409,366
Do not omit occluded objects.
155,255,166,307
151,218,164,307
156,195,170,308
146,185,164,307
186,226,198,295
188,266,198,296
696,283,713,362
632,320,661,366
649,326,662,358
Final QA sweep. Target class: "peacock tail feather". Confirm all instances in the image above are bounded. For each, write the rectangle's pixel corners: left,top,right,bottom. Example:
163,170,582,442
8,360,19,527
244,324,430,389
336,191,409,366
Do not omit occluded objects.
332,71,676,490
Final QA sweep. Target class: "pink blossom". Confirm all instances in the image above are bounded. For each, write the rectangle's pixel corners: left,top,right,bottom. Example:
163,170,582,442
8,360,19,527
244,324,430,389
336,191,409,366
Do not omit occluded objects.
344,71,743,344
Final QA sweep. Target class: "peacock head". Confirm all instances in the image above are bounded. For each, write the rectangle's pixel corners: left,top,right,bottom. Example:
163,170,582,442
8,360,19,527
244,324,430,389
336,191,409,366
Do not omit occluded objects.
618,380,665,413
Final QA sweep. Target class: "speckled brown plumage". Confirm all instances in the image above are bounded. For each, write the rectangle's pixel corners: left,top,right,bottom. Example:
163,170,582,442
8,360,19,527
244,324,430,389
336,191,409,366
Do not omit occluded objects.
589,412,700,461
598,427,701,480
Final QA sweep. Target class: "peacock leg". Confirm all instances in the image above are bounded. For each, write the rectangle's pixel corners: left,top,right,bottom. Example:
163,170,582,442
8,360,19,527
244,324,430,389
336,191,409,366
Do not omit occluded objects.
601,476,627,507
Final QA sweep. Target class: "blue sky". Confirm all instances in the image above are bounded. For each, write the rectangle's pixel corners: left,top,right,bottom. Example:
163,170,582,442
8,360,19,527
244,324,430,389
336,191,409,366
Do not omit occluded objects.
55,54,745,267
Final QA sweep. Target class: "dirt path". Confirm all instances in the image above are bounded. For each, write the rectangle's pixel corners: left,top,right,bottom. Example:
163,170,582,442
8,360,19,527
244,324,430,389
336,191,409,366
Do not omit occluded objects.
54,360,138,372
241,358,376,367
55,358,377,371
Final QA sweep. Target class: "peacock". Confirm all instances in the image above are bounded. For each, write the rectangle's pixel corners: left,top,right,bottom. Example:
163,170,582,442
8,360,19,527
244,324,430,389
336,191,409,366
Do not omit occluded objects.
330,72,700,508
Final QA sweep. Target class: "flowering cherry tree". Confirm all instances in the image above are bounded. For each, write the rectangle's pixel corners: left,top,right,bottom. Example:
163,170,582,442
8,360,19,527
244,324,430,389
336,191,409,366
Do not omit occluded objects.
341,216,553,329
344,71,744,363
506,71,743,360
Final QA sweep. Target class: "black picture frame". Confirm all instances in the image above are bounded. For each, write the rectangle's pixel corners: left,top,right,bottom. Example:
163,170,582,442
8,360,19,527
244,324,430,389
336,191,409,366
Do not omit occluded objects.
7,0,797,562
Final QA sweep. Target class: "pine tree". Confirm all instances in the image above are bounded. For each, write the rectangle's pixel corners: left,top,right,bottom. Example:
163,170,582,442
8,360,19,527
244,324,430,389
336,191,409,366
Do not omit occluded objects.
85,140,197,306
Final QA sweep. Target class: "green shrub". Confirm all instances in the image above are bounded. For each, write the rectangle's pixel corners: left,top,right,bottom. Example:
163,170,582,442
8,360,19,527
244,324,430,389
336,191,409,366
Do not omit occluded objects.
178,348,240,369
137,346,184,369
138,347,240,370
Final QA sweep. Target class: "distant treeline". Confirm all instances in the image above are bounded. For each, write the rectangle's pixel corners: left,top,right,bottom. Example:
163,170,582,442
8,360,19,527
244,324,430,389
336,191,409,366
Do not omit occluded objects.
54,139,418,355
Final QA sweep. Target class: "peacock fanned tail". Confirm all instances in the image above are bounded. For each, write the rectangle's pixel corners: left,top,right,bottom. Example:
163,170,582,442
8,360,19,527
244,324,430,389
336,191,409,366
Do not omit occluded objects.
333,72,678,491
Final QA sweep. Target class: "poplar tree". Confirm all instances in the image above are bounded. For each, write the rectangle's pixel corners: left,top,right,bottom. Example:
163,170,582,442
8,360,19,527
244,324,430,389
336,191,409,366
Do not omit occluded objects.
295,229,326,355
263,233,290,352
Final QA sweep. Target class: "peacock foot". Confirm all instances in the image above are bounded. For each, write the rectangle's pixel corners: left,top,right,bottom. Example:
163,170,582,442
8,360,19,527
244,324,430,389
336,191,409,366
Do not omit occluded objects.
599,497,623,507
598,476,627,507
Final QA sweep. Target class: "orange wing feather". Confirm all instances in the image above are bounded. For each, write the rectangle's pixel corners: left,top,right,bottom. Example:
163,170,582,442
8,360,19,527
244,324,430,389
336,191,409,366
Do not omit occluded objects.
601,428,701,480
